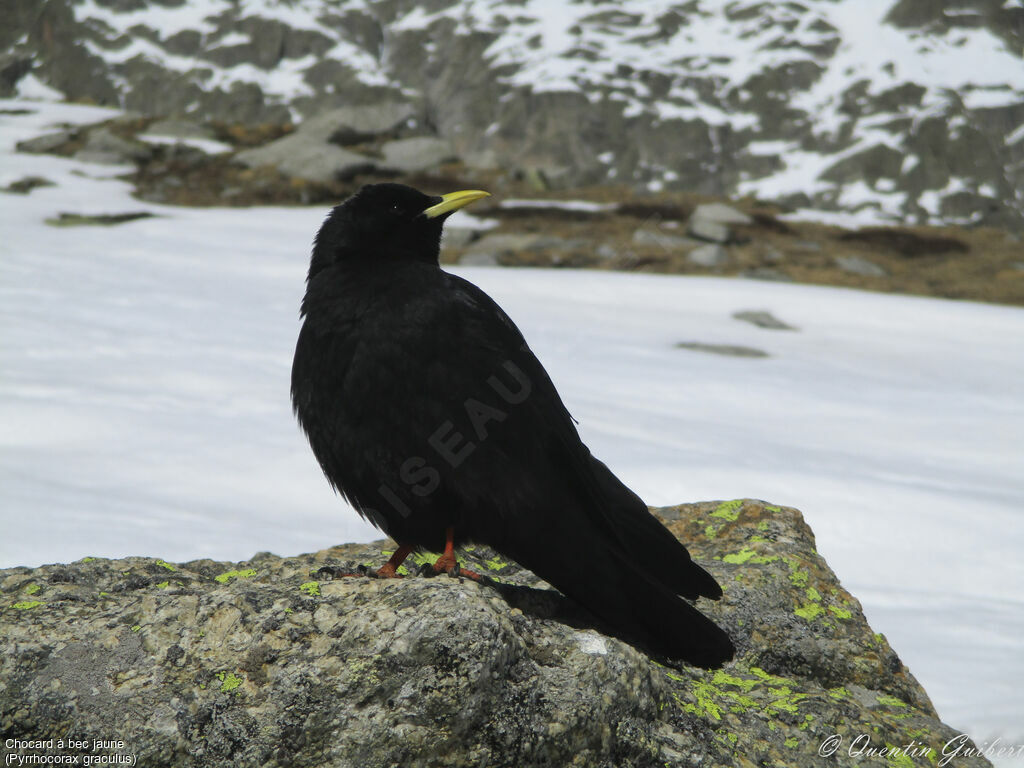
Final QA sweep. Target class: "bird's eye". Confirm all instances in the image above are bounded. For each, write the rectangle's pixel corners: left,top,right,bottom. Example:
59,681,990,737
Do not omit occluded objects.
390,203,403,216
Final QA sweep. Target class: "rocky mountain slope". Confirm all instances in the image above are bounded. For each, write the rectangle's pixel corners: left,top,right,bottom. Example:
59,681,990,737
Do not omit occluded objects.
0,500,993,767
2,0,1022,230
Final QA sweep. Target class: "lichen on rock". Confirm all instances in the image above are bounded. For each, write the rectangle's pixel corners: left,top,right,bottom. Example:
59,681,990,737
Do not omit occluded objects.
0,500,991,767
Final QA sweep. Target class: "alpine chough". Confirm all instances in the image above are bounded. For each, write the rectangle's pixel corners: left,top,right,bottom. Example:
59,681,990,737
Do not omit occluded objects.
291,183,734,668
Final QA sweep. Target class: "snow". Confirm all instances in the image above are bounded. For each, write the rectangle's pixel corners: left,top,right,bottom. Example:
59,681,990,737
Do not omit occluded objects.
50,0,1024,225
3,99,1024,763
500,199,614,212
137,134,234,155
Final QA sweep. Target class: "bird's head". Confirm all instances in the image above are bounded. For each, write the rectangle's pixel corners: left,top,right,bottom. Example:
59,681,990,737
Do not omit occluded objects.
308,183,490,280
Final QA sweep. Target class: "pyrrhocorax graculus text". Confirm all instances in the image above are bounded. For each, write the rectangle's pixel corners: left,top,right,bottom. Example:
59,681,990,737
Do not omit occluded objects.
291,183,734,668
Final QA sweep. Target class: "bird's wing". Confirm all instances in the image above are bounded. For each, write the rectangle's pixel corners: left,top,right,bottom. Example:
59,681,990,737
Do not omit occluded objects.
433,273,722,585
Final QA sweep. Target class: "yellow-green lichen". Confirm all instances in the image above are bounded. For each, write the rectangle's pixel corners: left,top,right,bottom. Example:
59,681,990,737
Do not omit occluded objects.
721,547,779,565
711,499,744,521
346,657,382,687
886,744,916,768
215,568,257,584
829,605,853,619
12,600,44,610
787,565,809,588
704,524,717,539
757,520,770,531
829,686,850,700
764,505,782,513
155,559,176,571
806,587,821,602
785,737,799,748
81,557,95,563
877,694,908,708
411,551,440,567
682,679,723,721
299,581,320,597
722,548,757,564
795,602,824,620
672,667,807,722
156,581,169,589
217,671,243,693
484,556,509,571
131,625,141,632
24,583,40,595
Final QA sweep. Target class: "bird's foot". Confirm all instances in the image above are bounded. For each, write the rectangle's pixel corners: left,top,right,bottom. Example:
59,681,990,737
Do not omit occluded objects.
432,551,481,580
374,562,404,579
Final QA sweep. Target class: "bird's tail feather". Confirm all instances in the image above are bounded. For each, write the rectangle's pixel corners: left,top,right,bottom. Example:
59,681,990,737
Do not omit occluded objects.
507,512,735,668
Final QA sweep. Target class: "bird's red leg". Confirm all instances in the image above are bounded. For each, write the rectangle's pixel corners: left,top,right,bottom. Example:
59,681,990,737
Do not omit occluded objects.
375,544,413,579
433,527,481,580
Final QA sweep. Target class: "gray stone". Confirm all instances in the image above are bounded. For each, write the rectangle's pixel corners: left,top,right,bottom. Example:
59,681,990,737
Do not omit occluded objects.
741,267,795,282
687,243,729,268
236,139,377,183
0,52,32,97
73,127,153,165
1,176,55,194
459,233,555,265
687,203,754,244
732,310,798,331
440,227,478,250
463,148,500,170
380,136,456,173
675,341,770,358
16,130,73,154
233,104,423,181
835,254,888,277
322,102,416,143
691,202,754,226
0,499,990,768
687,216,732,243
632,227,699,250
144,118,215,140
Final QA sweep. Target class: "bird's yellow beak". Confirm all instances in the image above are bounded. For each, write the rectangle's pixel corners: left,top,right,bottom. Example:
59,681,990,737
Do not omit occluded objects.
422,189,491,219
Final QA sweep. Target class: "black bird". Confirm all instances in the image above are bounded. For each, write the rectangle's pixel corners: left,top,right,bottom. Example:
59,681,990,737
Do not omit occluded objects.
291,183,734,668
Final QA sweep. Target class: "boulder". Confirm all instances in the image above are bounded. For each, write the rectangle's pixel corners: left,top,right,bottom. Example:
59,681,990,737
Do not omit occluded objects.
687,243,729,268
16,130,73,154
835,254,888,277
379,136,457,174
458,233,564,266
322,102,415,144
233,104,419,183
0,51,32,96
235,140,377,184
732,310,798,331
631,227,698,250
0,500,991,768
687,203,753,243
73,127,153,165
144,119,215,141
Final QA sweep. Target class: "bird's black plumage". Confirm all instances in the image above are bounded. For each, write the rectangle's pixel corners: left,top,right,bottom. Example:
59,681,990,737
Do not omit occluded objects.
291,183,734,668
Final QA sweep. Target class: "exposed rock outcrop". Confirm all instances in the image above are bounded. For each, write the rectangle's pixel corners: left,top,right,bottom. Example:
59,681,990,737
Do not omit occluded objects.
3,0,1021,229
1,500,991,767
